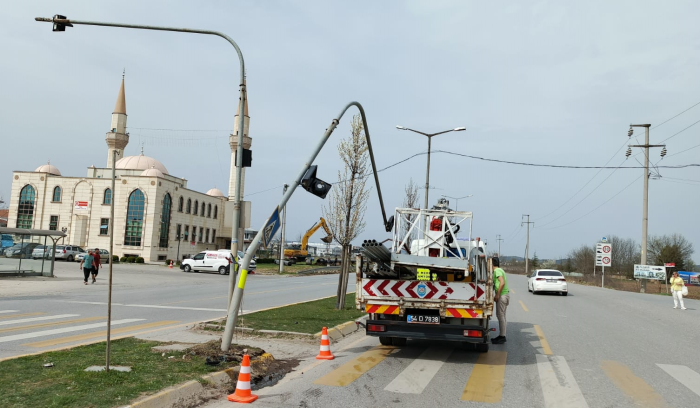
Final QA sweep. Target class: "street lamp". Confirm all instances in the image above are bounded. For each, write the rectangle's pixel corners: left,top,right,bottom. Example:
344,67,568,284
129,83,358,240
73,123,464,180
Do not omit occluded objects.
441,194,472,212
175,234,182,264
396,126,466,208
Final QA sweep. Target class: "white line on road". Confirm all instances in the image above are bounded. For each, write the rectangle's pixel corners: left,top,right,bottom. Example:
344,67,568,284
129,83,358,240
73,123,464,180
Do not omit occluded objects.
63,301,226,312
0,310,19,314
0,319,145,343
384,346,454,394
0,314,81,327
657,364,700,398
536,354,589,408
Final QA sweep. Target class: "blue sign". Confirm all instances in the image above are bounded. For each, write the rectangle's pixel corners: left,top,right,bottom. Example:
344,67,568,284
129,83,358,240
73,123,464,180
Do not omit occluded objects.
262,206,281,248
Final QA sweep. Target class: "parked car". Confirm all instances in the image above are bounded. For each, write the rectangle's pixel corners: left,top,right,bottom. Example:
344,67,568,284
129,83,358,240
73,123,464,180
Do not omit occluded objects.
75,249,110,264
31,245,50,259
180,250,256,275
4,242,41,259
50,245,86,262
528,269,568,296
1,234,14,250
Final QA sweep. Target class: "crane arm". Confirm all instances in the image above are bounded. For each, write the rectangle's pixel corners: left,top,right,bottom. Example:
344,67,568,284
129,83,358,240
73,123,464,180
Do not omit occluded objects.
301,218,325,251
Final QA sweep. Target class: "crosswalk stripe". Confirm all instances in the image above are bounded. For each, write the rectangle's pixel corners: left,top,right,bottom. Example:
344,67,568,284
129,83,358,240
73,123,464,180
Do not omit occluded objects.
0,314,80,327
657,364,700,398
0,312,45,320
0,316,105,334
537,355,589,408
64,301,227,312
461,351,507,402
601,360,669,408
24,320,180,347
314,346,394,387
0,310,19,314
0,319,145,343
384,346,453,394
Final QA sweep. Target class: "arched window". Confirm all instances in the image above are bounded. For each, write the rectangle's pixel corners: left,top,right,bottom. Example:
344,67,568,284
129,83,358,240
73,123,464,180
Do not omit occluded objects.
186,198,191,214
103,188,112,205
193,200,199,216
178,196,184,212
52,186,62,202
159,194,172,248
16,185,36,229
207,203,212,218
214,205,218,219
124,189,145,246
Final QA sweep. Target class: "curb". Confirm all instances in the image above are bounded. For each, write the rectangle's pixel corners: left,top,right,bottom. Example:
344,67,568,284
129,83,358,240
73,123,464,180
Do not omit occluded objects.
314,315,369,342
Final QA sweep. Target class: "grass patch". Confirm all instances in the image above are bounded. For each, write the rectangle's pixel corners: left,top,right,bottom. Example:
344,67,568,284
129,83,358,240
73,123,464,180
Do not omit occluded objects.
238,293,365,334
254,263,338,274
0,338,249,408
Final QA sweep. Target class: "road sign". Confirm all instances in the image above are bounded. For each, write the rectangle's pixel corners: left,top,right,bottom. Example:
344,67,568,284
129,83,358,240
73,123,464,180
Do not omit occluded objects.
633,264,666,280
262,206,281,248
595,243,612,266
664,263,675,267
601,237,608,243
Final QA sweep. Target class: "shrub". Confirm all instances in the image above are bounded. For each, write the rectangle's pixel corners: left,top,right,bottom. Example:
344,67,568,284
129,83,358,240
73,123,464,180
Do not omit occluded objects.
136,257,144,263
112,255,119,263
164,259,172,266
126,256,136,263
176,260,181,266
256,258,276,264
120,256,128,263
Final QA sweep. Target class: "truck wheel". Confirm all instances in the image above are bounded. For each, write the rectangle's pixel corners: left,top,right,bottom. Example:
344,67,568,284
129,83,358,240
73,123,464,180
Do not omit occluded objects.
218,266,227,275
379,336,392,346
184,265,191,272
475,343,489,353
391,337,407,347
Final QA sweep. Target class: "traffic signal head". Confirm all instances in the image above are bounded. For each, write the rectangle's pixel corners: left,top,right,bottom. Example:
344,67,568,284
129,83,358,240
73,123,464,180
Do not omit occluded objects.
52,15,72,32
301,165,332,199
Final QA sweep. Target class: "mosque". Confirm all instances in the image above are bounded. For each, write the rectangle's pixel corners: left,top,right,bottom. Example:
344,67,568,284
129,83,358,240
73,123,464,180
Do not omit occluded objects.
6,76,252,262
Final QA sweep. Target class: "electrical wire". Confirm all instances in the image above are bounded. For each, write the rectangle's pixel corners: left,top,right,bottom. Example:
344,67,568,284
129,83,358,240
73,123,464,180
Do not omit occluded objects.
658,118,700,143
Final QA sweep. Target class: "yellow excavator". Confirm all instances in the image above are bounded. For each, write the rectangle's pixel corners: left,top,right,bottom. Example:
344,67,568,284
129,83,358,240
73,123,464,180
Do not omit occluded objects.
284,217,333,262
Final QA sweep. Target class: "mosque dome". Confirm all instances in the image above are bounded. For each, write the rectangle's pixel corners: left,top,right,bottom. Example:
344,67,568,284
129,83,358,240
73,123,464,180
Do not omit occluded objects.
206,188,225,197
34,164,61,176
140,167,165,178
116,154,168,174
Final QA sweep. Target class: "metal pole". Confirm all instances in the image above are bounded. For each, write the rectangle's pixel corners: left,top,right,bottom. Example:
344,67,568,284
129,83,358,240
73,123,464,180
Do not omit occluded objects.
279,184,288,273
106,149,117,371
34,15,247,310
176,236,181,263
641,125,650,268
425,136,431,209
602,265,605,288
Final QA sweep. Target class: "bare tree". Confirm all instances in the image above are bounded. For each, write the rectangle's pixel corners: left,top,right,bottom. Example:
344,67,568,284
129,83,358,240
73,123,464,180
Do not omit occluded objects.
567,244,595,274
323,115,370,309
648,233,694,272
607,235,640,277
401,178,420,251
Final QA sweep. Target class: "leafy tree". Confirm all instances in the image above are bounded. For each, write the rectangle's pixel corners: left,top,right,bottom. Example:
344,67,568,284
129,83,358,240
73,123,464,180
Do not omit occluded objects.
531,252,540,269
648,233,694,271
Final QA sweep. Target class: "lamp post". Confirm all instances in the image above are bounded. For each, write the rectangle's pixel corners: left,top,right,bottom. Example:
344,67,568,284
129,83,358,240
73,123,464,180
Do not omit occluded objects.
396,126,466,208
278,184,288,273
35,14,247,312
61,227,67,245
176,234,182,264
440,194,473,212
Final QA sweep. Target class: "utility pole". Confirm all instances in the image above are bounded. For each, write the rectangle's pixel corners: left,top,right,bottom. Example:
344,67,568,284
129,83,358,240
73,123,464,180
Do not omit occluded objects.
627,124,666,293
496,234,503,258
278,184,288,273
522,215,534,276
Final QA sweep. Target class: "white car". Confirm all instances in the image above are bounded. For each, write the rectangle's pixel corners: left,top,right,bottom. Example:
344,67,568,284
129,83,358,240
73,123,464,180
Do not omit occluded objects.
528,269,568,296
180,250,256,275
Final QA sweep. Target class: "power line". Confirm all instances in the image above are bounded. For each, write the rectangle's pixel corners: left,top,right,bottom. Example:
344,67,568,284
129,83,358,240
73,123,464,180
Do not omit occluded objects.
653,101,700,129
658,118,700,143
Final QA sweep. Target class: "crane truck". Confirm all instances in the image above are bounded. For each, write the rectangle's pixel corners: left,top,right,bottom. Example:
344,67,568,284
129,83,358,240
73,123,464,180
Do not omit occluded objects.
356,198,494,351
284,217,333,263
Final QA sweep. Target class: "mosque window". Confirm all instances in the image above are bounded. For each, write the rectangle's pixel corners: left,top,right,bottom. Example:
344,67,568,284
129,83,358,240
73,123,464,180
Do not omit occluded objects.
49,215,59,231
178,196,184,212
214,205,218,219
184,225,189,241
186,198,191,214
16,185,36,229
52,186,62,202
103,188,112,205
193,200,199,216
124,189,145,246
159,193,172,248
205,228,210,243
207,204,212,218
212,229,216,243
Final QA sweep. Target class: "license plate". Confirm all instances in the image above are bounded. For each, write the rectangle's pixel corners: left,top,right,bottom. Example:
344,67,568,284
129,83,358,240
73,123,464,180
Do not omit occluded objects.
407,315,439,324
546,279,556,283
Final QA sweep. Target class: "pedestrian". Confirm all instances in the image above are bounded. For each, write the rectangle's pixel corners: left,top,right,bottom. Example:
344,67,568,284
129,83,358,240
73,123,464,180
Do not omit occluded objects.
91,248,102,284
670,271,687,310
492,257,510,344
80,250,96,285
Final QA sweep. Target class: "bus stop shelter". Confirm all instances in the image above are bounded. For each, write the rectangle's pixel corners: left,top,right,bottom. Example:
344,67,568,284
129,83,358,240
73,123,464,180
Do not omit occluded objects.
0,227,67,277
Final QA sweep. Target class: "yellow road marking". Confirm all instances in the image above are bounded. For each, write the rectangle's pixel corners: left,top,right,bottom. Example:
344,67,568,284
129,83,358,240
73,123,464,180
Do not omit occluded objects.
519,300,529,312
0,316,105,334
601,361,669,408
461,351,507,402
0,312,44,320
23,321,180,348
534,325,553,355
510,289,515,294
314,346,394,387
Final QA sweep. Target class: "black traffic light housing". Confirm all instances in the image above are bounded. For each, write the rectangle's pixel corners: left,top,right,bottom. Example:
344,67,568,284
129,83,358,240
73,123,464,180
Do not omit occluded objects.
234,148,252,167
52,15,72,32
301,165,332,199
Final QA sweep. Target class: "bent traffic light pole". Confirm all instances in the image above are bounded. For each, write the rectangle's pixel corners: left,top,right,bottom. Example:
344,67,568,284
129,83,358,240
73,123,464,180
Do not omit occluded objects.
221,101,392,351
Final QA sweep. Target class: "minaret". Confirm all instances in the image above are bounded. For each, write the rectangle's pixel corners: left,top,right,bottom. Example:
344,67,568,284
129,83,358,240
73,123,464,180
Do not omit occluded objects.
228,84,252,200
105,73,129,167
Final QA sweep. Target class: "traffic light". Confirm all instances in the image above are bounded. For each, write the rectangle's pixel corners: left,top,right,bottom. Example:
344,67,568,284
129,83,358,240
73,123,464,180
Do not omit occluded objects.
301,165,332,199
234,148,252,167
52,15,72,32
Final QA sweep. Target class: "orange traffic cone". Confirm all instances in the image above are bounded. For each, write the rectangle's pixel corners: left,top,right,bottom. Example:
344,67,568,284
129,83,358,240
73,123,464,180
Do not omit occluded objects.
227,354,258,403
169,260,173,269
316,327,335,360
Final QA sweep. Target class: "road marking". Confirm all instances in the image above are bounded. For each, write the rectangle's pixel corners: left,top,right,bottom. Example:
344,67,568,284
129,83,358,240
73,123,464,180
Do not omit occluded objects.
314,345,394,387
385,346,453,394
0,319,144,343
0,310,19,314
160,296,227,305
461,351,507,402
0,314,80,327
520,300,529,312
24,320,180,348
536,354,589,408
510,289,516,294
534,325,553,355
0,312,45,320
602,361,669,407
63,301,226,312
0,316,105,334
657,364,700,398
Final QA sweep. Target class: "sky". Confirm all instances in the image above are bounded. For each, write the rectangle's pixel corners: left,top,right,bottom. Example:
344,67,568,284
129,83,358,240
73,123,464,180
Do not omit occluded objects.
1,1,699,262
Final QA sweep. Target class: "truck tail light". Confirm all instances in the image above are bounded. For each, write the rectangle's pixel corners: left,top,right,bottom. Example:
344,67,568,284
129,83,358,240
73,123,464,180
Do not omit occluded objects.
463,330,482,337
367,324,386,332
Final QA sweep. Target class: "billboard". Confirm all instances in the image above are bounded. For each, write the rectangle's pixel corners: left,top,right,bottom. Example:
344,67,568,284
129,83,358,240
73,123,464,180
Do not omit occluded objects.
678,271,700,286
633,264,666,280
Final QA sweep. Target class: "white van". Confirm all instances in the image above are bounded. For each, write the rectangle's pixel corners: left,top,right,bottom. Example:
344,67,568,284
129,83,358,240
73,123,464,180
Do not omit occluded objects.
180,250,256,275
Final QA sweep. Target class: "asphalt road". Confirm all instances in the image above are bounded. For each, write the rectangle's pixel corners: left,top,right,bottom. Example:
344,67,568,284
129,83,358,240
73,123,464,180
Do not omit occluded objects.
0,262,351,360
202,274,700,408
